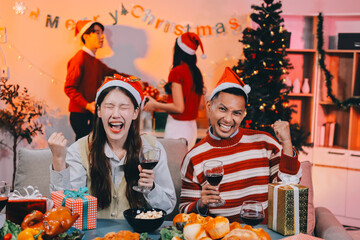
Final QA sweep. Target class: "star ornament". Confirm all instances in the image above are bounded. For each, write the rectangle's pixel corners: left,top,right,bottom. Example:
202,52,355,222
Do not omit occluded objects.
121,3,128,15
13,2,27,15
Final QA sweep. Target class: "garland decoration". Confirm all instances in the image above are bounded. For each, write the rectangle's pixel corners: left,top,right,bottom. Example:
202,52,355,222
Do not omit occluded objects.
317,12,360,109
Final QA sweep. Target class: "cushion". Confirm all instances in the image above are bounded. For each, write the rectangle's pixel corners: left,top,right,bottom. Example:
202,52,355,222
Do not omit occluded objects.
15,148,52,198
299,161,315,235
315,207,353,240
158,138,188,220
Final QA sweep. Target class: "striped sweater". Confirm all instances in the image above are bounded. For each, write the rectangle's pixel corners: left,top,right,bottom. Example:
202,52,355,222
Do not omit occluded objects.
179,127,300,223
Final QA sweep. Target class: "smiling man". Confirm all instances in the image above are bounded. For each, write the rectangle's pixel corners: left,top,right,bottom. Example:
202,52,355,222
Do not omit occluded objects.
65,20,120,140
179,67,301,223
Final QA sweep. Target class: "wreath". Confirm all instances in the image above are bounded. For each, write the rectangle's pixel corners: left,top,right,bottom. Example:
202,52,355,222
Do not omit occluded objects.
317,12,360,109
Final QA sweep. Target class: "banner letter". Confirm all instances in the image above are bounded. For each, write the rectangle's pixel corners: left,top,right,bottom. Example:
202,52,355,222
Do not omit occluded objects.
109,10,118,25
45,15,59,28
29,8,39,20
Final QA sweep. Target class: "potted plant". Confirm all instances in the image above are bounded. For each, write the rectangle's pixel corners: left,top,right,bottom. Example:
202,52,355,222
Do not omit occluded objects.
0,77,46,189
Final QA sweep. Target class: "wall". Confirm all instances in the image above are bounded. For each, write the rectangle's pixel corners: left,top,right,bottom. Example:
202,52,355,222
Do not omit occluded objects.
0,0,360,183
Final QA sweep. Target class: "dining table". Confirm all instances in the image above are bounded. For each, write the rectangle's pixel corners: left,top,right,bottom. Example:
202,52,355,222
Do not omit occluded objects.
84,218,286,239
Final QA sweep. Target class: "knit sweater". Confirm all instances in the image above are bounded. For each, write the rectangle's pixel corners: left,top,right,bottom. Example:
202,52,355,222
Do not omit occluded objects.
179,127,300,223
65,50,118,113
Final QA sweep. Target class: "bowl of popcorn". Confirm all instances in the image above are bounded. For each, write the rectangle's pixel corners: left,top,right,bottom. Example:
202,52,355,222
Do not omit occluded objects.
123,207,166,233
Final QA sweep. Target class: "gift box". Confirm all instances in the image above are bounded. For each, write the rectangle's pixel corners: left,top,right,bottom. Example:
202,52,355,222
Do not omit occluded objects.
51,187,97,230
6,186,47,225
268,183,308,235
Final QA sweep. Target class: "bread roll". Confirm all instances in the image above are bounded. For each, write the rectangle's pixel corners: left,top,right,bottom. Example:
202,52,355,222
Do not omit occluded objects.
252,228,271,240
229,222,242,231
183,222,208,240
204,216,230,239
222,228,260,240
188,212,205,224
173,213,190,226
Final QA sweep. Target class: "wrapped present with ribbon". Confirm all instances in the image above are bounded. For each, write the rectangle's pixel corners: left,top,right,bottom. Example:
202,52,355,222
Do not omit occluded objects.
51,187,97,230
6,186,48,225
268,181,308,235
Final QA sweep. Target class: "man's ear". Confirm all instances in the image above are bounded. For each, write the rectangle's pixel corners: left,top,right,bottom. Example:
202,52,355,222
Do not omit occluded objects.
83,33,90,42
206,100,212,113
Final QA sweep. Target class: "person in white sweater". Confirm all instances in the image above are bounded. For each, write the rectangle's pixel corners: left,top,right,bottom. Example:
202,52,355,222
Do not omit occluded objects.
49,75,176,218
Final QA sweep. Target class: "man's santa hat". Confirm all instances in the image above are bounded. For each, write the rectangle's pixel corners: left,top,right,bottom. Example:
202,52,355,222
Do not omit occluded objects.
210,67,251,101
177,32,206,58
75,20,103,37
96,74,144,106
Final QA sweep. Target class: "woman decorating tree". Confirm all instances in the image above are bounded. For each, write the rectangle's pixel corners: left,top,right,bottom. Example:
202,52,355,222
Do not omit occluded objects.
143,32,205,150
48,74,176,218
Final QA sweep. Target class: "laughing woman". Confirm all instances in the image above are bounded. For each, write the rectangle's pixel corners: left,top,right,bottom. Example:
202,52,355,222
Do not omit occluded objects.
48,74,176,218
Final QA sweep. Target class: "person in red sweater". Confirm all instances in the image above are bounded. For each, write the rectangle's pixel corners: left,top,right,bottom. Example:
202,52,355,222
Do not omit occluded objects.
65,20,119,140
179,67,301,223
143,32,205,149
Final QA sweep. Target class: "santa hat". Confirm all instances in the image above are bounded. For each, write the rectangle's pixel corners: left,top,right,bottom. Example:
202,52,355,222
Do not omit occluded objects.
210,67,251,101
75,20,98,37
177,32,206,58
95,74,144,106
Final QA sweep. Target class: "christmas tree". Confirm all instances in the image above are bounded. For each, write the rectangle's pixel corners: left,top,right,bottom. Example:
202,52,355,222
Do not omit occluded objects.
232,0,310,151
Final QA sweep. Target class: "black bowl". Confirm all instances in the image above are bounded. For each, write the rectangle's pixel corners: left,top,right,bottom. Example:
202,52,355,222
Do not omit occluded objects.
123,207,166,233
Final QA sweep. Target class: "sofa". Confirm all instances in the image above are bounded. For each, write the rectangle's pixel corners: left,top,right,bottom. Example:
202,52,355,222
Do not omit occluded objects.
14,138,352,239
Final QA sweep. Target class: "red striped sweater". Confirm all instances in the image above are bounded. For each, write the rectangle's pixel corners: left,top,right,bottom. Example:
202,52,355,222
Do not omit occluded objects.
179,127,300,223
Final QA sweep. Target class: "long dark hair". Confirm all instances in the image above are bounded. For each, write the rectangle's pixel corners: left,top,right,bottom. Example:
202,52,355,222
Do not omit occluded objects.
89,86,146,209
171,42,204,95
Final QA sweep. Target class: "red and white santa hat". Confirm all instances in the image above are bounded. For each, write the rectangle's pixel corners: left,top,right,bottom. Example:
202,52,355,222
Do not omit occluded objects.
210,67,251,100
75,20,95,37
95,74,144,106
177,32,206,58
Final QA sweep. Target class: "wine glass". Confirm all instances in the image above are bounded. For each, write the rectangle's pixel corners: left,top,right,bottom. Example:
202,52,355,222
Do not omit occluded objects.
203,160,225,207
132,146,161,194
0,181,10,227
240,200,265,227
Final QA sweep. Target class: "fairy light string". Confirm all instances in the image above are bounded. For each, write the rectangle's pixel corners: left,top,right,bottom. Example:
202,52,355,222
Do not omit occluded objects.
2,42,59,84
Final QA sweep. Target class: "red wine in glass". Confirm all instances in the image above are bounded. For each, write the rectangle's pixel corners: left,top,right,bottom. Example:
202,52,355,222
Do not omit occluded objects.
240,200,265,227
203,160,225,207
140,160,159,170
0,196,8,212
240,211,265,226
133,146,161,194
205,174,223,186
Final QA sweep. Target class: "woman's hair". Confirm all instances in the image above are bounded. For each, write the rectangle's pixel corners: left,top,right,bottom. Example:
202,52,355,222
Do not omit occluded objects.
171,42,204,96
81,22,104,44
89,86,146,209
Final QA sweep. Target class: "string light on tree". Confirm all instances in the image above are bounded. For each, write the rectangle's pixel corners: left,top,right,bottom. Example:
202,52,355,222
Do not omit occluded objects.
232,0,309,152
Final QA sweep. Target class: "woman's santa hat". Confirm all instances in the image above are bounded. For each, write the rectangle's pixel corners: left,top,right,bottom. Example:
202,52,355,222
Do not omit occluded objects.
210,67,251,101
177,32,206,58
96,74,144,106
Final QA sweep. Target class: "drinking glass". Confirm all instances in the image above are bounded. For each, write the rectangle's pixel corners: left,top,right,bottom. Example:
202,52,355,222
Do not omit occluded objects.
203,160,225,207
132,146,161,194
240,200,265,226
0,181,10,227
